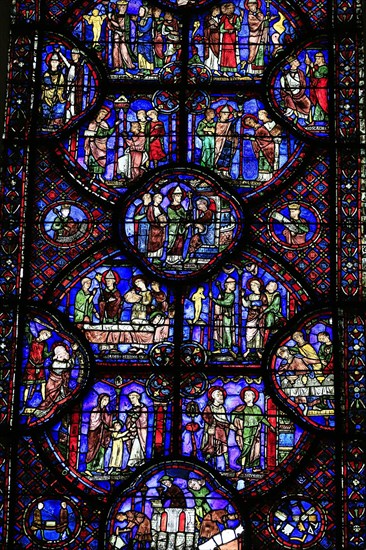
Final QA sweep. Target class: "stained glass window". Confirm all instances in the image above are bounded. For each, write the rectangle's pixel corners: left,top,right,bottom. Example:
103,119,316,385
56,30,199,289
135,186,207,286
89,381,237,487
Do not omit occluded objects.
0,0,365,548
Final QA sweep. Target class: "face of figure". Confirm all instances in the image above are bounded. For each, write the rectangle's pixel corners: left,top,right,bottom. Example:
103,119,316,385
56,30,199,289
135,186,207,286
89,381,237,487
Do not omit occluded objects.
131,122,141,134
212,7,220,16
289,207,300,219
153,7,162,17
243,390,255,405
154,193,163,205
188,479,202,491
318,333,330,343
226,3,235,14
82,279,92,291
248,1,258,13
38,503,44,510
225,280,236,292
266,281,278,293
118,3,127,14
244,117,256,128
290,58,300,69
139,6,145,17
61,207,70,218
101,395,110,408
92,9,99,16
250,280,261,293
219,110,230,122
142,193,151,205
54,345,70,361
39,329,52,341
293,332,305,345
129,393,140,406
50,59,59,71
172,191,183,203
151,281,160,291
258,110,270,123
147,109,158,121
134,278,146,291
212,389,224,404
197,199,208,211
137,110,147,121
113,421,122,430
161,479,172,487
61,502,67,509
72,52,80,63
96,109,109,122
206,109,215,121
315,53,325,65
277,347,289,360
106,278,115,290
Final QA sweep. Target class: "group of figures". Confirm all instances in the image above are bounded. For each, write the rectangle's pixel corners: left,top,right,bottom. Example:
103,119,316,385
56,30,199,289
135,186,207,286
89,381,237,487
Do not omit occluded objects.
27,499,76,543
76,100,173,185
273,319,334,427
276,49,329,132
194,103,288,183
78,2,181,78
192,0,296,79
72,268,173,357
107,465,245,549
125,176,240,275
184,263,289,362
21,317,86,425
40,44,95,130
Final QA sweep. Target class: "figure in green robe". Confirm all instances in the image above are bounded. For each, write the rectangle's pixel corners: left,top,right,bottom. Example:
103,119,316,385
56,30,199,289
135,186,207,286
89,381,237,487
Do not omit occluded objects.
197,108,216,169
74,277,98,324
210,276,237,358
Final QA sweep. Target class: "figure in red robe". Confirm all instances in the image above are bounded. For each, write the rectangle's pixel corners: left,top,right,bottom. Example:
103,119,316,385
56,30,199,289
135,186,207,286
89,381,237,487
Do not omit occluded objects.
147,109,166,167
219,3,242,74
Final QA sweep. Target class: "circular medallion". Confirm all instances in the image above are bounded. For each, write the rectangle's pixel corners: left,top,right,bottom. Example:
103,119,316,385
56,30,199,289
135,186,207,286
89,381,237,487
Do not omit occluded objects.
269,496,326,547
268,202,321,249
40,201,91,247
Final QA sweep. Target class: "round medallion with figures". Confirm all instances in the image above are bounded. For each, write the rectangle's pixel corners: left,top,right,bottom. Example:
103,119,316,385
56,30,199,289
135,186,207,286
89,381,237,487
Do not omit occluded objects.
40,202,91,247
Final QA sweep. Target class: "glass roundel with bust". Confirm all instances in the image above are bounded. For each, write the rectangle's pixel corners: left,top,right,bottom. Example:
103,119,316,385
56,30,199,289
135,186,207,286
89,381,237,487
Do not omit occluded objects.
0,0,363,548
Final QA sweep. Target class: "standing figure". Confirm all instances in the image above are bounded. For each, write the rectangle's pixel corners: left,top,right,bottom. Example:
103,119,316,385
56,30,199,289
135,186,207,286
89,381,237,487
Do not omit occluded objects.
152,7,165,68
231,388,275,473
201,386,231,470
121,121,147,181
85,393,113,475
210,276,237,358
151,281,168,313
162,12,181,64
108,0,135,72
197,108,216,169
280,56,311,123
147,193,167,264
166,186,190,265
190,286,206,325
125,392,148,469
31,502,45,540
115,511,152,546
97,269,122,323
187,475,212,520
40,53,66,128
137,6,154,76
219,3,243,74
214,105,239,178
108,420,126,474
243,114,275,182
262,281,283,339
245,0,271,76
147,109,166,168
83,8,106,44
204,6,221,73
57,502,70,541
134,193,152,253
84,107,120,181
35,342,78,418
258,109,282,171
55,47,85,120
187,197,216,262
305,51,329,122
159,475,187,507
242,277,267,358
23,325,52,405
74,277,99,325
